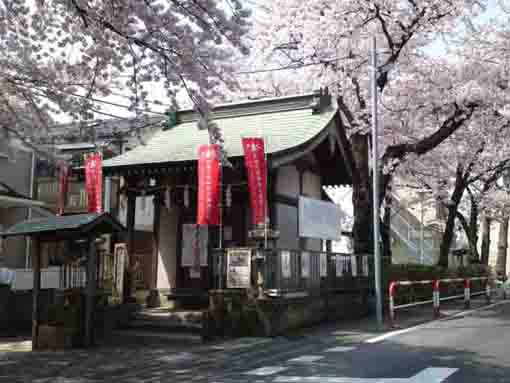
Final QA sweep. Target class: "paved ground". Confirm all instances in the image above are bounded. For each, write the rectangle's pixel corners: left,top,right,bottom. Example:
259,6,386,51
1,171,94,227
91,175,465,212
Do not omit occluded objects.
0,297,508,383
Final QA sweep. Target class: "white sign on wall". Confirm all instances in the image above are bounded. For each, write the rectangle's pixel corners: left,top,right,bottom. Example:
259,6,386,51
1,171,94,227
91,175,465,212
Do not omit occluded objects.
319,253,328,277
301,251,310,278
182,224,208,267
298,196,342,240
336,255,344,277
351,255,357,276
227,248,251,289
281,250,291,278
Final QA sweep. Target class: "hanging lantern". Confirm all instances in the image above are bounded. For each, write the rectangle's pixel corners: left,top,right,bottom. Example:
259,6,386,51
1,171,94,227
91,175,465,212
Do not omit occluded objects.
184,185,190,208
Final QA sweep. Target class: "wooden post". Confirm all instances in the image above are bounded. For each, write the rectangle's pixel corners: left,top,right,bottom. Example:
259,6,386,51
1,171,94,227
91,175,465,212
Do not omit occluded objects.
151,192,161,290
125,191,136,302
32,238,41,351
85,237,97,347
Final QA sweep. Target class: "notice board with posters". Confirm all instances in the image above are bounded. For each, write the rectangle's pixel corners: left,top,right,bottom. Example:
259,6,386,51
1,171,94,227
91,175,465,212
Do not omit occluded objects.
227,248,251,289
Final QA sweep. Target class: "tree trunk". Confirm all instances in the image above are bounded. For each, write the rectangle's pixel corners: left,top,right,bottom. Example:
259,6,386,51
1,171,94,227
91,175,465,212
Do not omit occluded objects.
481,216,492,265
351,133,373,254
469,198,479,262
439,205,458,268
456,211,479,263
438,167,466,268
496,217,509,275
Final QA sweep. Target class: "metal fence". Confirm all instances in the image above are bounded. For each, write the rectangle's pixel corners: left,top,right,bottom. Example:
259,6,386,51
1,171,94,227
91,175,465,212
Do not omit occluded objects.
211,248,372,297
9,265,86,290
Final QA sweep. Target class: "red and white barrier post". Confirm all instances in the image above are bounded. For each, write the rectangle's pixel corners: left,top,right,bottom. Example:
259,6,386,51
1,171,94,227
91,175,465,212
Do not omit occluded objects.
486,279,491,304
464,279,471,309
389,281,398,327
433,280,441,318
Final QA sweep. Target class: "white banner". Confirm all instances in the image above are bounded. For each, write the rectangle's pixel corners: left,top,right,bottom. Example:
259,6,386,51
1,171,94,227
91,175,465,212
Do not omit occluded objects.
113,243,127,299
281,250,291,279
301,251,310,278
181,224,208,267
351,255,357,276
362,256,369,276
319,253,328,277
336,255,344,277
299,196,342,240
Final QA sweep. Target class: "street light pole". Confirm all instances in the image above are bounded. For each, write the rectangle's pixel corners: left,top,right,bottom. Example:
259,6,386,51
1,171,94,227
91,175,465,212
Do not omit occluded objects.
420,191,425,265
371,36,383,328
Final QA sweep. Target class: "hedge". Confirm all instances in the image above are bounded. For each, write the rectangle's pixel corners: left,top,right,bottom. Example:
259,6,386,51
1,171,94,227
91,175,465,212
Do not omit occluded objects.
384,264,490,306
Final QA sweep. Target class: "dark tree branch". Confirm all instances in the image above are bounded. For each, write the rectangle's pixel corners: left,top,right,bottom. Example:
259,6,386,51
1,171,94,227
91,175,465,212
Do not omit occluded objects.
382,102,477,165
373,4,395,53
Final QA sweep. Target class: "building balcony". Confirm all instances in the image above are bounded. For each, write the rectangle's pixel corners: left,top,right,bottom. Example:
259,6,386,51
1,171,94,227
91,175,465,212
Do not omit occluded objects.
36,177,88,213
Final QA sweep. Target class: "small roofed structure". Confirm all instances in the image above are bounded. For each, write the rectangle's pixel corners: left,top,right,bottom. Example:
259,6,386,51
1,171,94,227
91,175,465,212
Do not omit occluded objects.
1,213,125,349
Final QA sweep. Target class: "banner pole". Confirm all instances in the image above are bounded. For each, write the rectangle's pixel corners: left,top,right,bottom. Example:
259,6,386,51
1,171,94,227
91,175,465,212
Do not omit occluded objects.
264,137,268,250
218,147,224,290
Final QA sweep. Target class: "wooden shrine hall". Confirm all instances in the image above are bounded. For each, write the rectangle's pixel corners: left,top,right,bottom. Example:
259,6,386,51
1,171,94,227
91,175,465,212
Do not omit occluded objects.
102,89,359,312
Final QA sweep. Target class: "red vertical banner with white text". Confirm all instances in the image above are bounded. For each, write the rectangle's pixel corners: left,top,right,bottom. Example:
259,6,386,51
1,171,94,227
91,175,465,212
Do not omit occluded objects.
57,161,70,216
242,138,267,226
197,144,221,225
84,153,103,214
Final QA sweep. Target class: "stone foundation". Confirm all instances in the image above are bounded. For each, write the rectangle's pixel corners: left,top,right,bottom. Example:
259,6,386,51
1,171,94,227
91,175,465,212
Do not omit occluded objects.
204,289,370,339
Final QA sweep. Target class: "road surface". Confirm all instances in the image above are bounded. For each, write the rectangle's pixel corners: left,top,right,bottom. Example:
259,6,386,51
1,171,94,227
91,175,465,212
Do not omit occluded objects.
1,301,510,382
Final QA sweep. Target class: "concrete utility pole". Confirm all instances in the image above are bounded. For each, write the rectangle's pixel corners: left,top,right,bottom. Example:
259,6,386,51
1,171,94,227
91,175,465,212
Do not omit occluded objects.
418,190,426,265
371,36,383,328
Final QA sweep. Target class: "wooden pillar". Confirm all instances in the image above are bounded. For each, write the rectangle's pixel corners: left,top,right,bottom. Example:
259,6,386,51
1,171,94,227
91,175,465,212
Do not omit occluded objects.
126,191,136,255
32,237,41,351
125,191,136,301
85,237,97,347
151,192,161,290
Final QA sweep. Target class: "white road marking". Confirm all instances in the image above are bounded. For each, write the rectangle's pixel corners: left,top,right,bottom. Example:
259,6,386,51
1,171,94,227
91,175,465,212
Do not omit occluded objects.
156,352,194,363
288,355,324,363
273,367,458,382
325,346,356,353
410,367,459,383
245,366,289,376
365,300,510,344
211,338,270,351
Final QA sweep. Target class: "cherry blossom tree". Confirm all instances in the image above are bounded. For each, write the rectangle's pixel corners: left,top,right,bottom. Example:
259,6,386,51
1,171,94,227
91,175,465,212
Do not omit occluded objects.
245,0,490,257
398,102,510,267
0,0,251,150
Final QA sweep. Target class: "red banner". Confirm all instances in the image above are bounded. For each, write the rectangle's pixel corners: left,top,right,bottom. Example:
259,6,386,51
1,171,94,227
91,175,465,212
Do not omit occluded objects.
197,144,221,225
57,162,70,216
242,138,267,226
84,153,103,214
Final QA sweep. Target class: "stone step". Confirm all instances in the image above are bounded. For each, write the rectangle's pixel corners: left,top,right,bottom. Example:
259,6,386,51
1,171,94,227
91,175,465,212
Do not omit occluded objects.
127,319,202,333
108,329,202,345
127,308,204,333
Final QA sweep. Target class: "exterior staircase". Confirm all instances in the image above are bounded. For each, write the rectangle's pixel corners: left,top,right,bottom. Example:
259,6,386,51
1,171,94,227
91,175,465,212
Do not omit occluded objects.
112,307,205,344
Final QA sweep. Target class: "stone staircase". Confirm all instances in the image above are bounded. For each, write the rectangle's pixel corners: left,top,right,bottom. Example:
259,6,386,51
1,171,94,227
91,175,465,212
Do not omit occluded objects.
111,307,205,344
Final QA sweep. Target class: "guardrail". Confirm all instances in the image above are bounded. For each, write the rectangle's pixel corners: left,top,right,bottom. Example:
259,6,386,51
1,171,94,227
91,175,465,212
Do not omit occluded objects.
389,277,492,326
10,265,86,291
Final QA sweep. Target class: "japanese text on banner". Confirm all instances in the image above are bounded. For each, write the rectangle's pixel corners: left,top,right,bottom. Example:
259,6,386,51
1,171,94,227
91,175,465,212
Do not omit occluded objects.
84,153,103,214
197,144,221,225
242,138,267,226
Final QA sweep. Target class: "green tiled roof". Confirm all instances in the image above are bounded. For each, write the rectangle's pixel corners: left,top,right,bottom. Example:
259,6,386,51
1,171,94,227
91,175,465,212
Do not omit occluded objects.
103,93,337,169
1,213,125,238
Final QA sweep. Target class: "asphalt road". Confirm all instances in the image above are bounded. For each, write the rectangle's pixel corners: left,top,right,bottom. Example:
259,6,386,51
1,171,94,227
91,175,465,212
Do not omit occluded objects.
1,301,510,382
